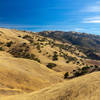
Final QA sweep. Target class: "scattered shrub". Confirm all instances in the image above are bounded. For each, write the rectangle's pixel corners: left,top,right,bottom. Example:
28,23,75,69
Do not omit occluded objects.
18,35,21,37
66,61,70,63
64,72,69,79
23,35,33,43
38,50,42,53
0,47,4,51
9,45,40,63
74,71,82,77
46,63,56,69
6,41,13,47
36,45,40,50
52,51,58,61
48,55,51,58
81,66,89,71
94,65,99,68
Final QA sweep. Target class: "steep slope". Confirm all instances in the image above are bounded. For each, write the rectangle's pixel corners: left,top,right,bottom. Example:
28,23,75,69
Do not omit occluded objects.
3,71,100,100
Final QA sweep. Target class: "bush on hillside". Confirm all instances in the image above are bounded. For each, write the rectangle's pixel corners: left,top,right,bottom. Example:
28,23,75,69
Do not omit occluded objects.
23,35,33,43
0,47,4,51
64,65,100,79
66,61,70,63
46,63,56,69
52,51,58,61
64,72,69,79
6,41,13,47
9,45,40,63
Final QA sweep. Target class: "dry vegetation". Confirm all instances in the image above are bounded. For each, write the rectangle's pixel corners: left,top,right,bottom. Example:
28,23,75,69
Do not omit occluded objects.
2,72,100,100
0,28,99,100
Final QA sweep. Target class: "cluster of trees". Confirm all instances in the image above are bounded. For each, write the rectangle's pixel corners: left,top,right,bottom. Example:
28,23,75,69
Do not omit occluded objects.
64,65,100,79
9,43,40,63
23,35,34,43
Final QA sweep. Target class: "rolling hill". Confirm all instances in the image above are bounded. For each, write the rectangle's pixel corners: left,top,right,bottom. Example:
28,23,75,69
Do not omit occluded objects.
2,72,100,100
0,28,100,100
38,31,100,60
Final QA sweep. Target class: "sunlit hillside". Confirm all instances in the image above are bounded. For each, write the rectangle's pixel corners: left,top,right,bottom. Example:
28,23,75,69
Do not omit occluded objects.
0,28,99,100
2,72,100,100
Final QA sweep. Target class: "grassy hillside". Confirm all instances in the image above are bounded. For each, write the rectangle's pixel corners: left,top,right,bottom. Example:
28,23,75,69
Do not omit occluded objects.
0,28,64,96
0,51,63,95
38,31,100,60
0,28,100,99
2,72,100,100
0,28,87,73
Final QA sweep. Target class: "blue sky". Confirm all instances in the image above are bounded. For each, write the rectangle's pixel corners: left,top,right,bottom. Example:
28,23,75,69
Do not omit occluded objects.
0,0,100,35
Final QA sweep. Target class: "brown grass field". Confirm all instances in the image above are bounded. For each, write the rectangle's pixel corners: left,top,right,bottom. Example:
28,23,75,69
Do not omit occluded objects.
1,72,100,100
0,28,100,100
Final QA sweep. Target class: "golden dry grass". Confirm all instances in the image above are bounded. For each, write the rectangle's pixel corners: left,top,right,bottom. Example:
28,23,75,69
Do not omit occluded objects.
2,72,100,100
0,28,99,100
0,28,86,73
0,51,63,95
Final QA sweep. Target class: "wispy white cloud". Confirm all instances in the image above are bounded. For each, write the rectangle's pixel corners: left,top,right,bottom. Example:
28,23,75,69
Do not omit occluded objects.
81,1,100,12
81,1,100,23
86,6,100,12
83,16,100,23
84,20,100,23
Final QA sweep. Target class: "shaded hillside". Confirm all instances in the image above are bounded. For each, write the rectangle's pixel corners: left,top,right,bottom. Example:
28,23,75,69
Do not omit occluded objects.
38,31,100,60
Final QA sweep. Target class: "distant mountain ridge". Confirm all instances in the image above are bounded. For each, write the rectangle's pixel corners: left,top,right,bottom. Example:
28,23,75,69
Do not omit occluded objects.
38,31,100,60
